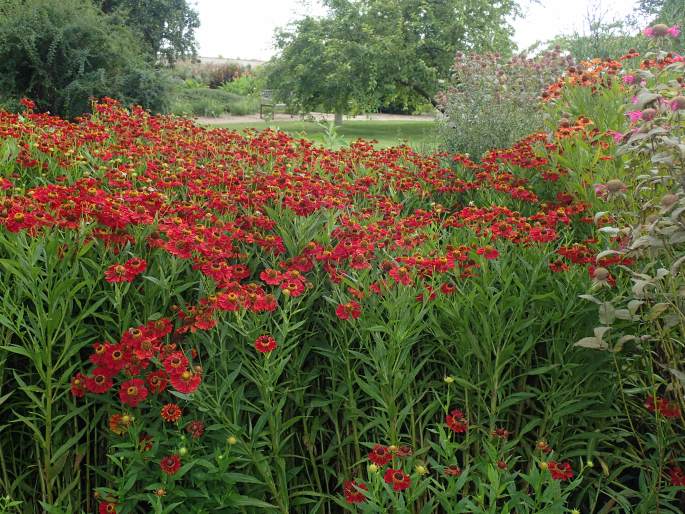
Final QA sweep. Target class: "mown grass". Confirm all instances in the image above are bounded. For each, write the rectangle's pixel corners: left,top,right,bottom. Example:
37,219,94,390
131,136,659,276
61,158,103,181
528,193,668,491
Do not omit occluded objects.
203,120,439,150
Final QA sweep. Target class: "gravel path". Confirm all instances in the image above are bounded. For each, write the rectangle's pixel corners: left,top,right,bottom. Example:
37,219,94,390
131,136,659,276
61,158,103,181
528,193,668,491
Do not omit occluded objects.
196,112,436,125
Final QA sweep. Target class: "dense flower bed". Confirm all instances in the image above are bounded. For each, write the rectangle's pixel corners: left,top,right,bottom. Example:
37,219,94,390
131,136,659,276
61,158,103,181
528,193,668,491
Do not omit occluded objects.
0,31,684,514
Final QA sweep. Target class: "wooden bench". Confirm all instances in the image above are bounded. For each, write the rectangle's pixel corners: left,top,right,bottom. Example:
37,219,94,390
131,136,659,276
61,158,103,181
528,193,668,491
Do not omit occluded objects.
259,90,286,119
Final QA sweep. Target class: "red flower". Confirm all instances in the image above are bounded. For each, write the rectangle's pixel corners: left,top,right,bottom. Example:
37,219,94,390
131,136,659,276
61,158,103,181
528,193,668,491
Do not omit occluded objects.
146,370,168,394
108,413,132,435
393,445,413,458
368,444,392,466
119,378,148,407
260,268,283,285
492,427,510,439
669,466,685,487
383,468,411,491
170,369,201,394
476,245,499,259
645,395,681,418
343,480,367,504
444,465,462,477
445,408,468,433
254,335,277,353
335,300,361,320
104,258,147,283
163,352,189,376
160,454,181,475
389,266,413,286
139,433,153,452
99,501,117,514
185,420,205,439
85,371,113,394
547,461,574,481
161,403,182,423
20,98,36,111
102,344,128,374
70,373,87,398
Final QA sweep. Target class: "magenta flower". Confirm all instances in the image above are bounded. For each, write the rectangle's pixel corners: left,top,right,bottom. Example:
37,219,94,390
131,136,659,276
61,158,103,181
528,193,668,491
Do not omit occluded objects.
594,184,608,200
627,111,642,123
622,75,635,85
643,24,680,38
610,131,623,143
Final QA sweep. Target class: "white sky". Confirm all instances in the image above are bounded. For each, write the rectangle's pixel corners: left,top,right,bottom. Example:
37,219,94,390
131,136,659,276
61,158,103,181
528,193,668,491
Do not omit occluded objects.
194,0,643,60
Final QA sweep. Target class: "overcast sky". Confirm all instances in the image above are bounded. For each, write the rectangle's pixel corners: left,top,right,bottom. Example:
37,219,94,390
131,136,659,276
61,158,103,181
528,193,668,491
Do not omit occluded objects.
194,0,644,61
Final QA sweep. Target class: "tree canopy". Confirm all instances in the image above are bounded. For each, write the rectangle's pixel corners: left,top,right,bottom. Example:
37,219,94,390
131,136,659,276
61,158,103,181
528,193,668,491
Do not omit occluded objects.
268,0,520,120
96,0,199,64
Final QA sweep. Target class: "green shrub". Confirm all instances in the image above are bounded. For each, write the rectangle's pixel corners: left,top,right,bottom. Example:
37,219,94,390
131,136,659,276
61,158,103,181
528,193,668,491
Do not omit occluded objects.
219,73,263,97
169,87,258,117
437,49,572,159
0,0,171,118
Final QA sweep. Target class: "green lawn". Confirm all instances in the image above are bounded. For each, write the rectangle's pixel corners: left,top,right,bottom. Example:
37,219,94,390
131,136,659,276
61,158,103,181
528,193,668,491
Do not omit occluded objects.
202,120,438,150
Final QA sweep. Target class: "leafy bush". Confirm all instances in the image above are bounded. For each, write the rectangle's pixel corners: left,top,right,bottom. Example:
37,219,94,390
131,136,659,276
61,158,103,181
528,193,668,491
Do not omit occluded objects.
172,60,251,88
0,0,171,118
218,73,264,97
437,48,572,159
169,87,258,117
547,25,685,496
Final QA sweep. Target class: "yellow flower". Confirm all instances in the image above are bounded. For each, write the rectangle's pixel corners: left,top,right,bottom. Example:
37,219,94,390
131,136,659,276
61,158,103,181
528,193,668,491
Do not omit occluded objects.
415,464,428,476
444,375,455,384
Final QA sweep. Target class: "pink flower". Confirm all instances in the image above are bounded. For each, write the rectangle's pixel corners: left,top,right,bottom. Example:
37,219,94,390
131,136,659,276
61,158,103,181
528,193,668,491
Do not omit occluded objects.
631,96,639,104
668,25,681,38
627,111,642,123
622,75,635,85
610,131,623,143
643,27,655,37
594,184,608,199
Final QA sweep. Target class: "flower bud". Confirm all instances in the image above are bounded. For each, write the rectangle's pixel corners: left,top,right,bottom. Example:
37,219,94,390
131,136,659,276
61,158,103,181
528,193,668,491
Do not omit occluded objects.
606,179,626,193
671,96,685,111
593,267,609,281
227,436,238,445
178,447,188,457
650,23,670,37
368,464,379,473
641,108,657,121
661,193,678,207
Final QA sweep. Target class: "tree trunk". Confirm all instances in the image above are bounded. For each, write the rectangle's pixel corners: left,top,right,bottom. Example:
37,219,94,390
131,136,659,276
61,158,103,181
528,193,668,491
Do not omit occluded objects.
334,110,343,126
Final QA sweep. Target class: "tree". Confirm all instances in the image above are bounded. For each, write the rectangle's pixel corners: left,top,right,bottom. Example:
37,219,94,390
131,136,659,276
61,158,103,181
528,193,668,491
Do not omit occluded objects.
0,0,171,117
550,3,646,61
269,11,379,124
96,0,200,64
269,0,519,123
